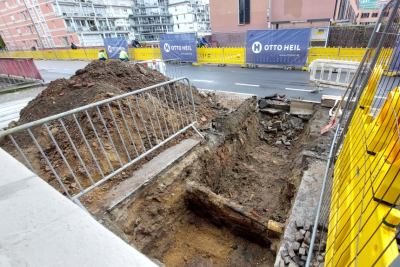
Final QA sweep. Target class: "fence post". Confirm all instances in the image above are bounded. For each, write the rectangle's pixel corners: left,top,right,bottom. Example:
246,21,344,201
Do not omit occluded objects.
82,44,89,61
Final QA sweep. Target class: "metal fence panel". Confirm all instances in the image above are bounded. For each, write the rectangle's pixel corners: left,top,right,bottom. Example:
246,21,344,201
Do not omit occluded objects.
0,77,201,210
307,0,400,266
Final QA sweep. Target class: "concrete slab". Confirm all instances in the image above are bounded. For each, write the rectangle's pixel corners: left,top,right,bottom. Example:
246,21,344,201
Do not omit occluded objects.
290,99,317,115
0,148,158,267
273,159,326,267
104,138,201,212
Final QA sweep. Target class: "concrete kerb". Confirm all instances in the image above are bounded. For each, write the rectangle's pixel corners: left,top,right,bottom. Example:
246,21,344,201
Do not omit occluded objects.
0,81,50,94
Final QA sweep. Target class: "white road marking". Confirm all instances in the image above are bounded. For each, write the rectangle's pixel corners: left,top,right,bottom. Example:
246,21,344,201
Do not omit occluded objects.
285,88,313,92
235,83,260,87
193,79,213,82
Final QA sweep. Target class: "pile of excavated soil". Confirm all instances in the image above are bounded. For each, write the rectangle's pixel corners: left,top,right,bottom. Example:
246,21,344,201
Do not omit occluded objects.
1,60,226,197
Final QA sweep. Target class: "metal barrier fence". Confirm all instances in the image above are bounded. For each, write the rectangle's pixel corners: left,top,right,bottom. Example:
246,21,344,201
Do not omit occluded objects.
0,58,43,88
0,77,202,211
307,0,400,266
132,59,182,79
309,59,359,89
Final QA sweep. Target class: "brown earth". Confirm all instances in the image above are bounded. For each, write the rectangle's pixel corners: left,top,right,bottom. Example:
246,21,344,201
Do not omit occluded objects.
111,100,311,267
0,60,227,198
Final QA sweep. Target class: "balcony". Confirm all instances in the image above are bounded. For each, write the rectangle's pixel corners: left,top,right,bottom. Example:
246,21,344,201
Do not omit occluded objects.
137,29,172,34
130,20,173,26
65,25,130,32
132,1,168,8
129,11,171,17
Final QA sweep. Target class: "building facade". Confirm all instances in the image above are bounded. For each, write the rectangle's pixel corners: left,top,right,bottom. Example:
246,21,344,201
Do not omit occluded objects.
129,0,172,42
334,0,390,25
168,0,210,38
0,0,135,50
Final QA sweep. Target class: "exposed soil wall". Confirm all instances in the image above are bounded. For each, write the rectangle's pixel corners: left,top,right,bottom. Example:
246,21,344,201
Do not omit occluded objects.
103,97,317,267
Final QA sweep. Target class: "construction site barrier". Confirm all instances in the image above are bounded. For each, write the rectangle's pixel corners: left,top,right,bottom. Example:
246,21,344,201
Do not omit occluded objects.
0,46,398,72
0,58,43,87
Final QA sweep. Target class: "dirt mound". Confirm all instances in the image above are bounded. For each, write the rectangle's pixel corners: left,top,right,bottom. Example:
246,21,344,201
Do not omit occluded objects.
1,60,225,197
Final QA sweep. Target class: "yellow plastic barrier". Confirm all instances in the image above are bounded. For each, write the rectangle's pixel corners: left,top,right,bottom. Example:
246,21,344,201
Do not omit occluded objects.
33,51,46,59
55,50,71,59
0,51,8,57
134,48,159,61
326,65,400,267
338,48,366,62
223,47,245,64
128,48,136,60
307,47,340,66
197,47,224,64
85,49,100,60
377,48,394,70
9,51,25,58
153,48,161,60
42,50,57,59
23,51,33,58
68,49,87,60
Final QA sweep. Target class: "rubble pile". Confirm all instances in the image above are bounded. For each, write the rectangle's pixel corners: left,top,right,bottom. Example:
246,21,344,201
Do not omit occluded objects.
259,112,305,147
280,220,328,267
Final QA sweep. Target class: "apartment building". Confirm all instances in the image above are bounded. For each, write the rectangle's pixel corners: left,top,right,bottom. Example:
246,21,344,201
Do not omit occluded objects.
334,0,390,25
0,0,135,50
129,0,172,42
168,0,210,38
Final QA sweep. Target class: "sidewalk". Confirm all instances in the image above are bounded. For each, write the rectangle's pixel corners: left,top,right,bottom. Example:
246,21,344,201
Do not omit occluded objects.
0,148,158,267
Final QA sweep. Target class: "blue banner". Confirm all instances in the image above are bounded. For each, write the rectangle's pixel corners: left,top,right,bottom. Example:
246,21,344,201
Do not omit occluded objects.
246,28,311,66
104,37,128,60
160,33,197,62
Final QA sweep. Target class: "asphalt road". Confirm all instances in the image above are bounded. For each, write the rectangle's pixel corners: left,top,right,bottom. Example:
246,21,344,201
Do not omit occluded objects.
33,60,348,102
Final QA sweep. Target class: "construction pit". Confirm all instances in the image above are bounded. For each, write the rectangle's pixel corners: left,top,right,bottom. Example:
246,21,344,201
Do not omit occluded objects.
0,61,335,267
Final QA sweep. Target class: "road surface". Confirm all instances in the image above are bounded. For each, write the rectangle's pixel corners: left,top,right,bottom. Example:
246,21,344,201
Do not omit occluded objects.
33,60,346,102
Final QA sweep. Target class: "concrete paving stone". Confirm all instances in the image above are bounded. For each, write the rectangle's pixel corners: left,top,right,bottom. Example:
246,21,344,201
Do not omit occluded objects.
295,220,304,229
293,241,301,252
295,231,304,242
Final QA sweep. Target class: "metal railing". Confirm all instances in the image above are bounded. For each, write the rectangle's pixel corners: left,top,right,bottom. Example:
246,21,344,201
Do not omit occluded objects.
0,58,43,89
0,77,202,211
307,0,400,266
308,59,360,89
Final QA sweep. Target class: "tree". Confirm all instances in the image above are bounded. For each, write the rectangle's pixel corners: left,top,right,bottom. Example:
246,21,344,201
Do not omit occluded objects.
0,35,5,49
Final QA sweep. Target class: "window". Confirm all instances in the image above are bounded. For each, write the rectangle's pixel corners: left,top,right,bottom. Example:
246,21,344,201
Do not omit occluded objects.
22,12,27,20
238,0,250,25
22,41,27,48
372,13,378,17
184,14,185,19
361,13,370,18
176,15,178,20
177,24,179,29
383,11,389,17
4,1,8,8
46,4,51,13
10,15,15,22
16,27,21,35
27,25,33,33
34,40,39,47
52,20,57,29
63,36,69,45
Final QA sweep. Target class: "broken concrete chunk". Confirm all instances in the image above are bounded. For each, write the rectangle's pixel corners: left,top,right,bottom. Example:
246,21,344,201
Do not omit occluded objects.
290,117,303,128
259,99,269,109
317,255,324,262
292,255,300,263
288,261,299,267
301,256,307,262
279,259,285,267
304,236,311,245
199,90,208,98
301,242,310,249
298,261,305,267
272,121,282,130
276,141,282,145
295,232,304,242
260,108,283,115
284,141,291,146
304,221,313,231
299,247,306,256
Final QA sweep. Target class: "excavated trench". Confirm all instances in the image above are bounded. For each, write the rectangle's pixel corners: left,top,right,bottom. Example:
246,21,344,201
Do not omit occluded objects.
101,97,323,267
